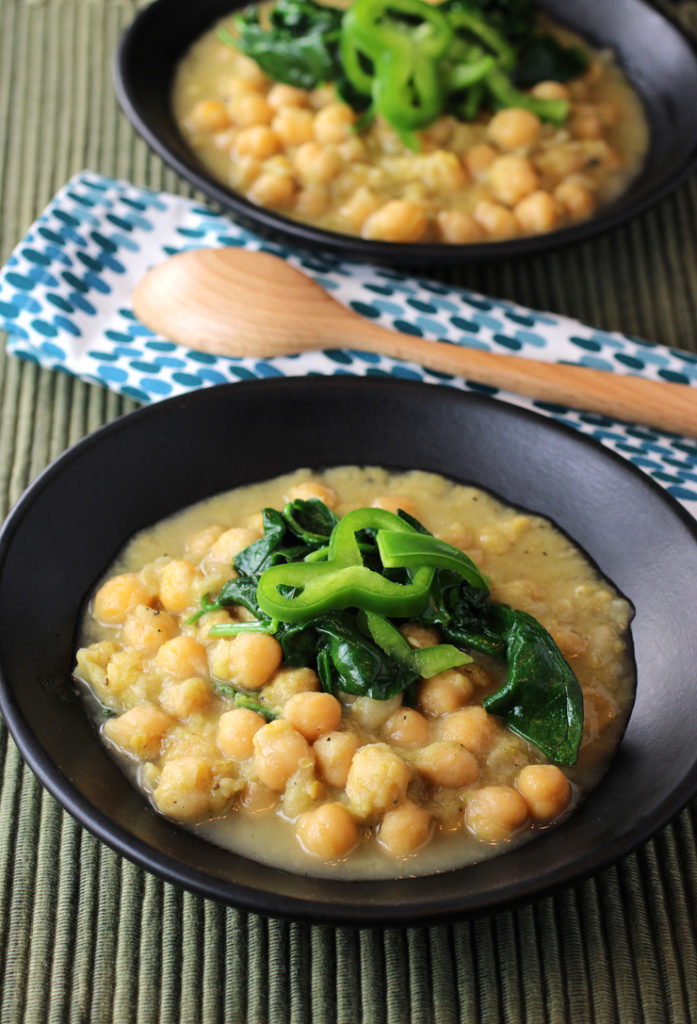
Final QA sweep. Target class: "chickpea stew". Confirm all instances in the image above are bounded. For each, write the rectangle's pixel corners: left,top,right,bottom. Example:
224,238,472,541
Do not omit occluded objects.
171,1,649,244
74,468,635,879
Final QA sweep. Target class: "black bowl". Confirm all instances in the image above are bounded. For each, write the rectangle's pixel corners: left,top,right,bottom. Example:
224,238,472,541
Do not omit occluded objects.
1,378,697,926
114,0,697,264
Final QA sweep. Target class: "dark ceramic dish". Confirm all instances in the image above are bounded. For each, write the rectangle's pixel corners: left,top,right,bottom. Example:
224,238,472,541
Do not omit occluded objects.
1,378,697,926
114,0,697,264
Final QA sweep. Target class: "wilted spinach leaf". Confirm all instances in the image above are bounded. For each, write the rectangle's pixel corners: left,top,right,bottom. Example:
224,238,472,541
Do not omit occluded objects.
483,606,584,765
233,508,289,576
231,0,343,91
282,497,338,545
315,613,419,700
513,33,588,87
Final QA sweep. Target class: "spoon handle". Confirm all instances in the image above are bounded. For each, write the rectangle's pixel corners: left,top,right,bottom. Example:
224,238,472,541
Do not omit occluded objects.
347,319,697,436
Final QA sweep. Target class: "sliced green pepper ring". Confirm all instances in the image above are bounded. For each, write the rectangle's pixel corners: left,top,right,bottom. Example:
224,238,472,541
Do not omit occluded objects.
256,507,435,623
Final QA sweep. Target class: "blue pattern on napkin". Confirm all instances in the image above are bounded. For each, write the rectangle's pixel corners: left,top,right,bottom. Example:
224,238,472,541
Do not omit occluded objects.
1,170,696,516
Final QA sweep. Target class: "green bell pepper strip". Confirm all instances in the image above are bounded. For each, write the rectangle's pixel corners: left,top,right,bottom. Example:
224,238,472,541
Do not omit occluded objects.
256,508,435,623
376,530,489,591
446,52,496,93
342,0,453,133
339,31,373,97
362,610,472,678
484,65,569,124
446,8,516,72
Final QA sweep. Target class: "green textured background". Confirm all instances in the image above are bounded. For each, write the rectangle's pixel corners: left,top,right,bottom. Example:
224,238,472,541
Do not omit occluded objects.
1,1,697,1020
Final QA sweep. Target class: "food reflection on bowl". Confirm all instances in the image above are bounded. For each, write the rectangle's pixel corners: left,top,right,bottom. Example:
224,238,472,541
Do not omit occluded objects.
114,0,697,262
1,378,697,925
172,0,649,245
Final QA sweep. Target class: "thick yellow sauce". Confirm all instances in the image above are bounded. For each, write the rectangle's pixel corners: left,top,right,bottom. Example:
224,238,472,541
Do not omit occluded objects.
74,468,635,879
171,6,649,243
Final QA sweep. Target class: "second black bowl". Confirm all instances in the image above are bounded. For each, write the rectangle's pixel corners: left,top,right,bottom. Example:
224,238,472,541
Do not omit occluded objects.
114,0,697,263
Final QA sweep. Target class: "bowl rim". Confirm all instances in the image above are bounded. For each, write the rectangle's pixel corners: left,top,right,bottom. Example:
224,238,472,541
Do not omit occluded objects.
2,377,697,924
112,0,697,264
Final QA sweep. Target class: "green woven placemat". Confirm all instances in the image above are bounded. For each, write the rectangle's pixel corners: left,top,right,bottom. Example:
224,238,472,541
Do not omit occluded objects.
1,1,697,1021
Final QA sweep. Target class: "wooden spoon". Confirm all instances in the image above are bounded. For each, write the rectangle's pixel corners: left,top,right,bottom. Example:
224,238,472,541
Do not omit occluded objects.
132,248,697,437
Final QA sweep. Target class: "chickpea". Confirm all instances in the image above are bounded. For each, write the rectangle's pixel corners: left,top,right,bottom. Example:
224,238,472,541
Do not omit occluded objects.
378,801,433,857
234,54,269,88
188,99,231,133
383,708,431,748
338,187,381,232
155,636,209,679
211,633,282,690
226,78,263,103
436,210,482,245
473,199,519,239
267,83,308,110
272,106,315,147
159,560,202,614
206,526,260,566
516,764,571,822
533,144,586,181
160,676,213,720
309,83,336,109
217,707,266,760
466,785,529,841
487,108,541,150
554,179,596,221
263,666,320,708
423,115,454,146
337,136,367,163
235,125,281,159
253,719,312,791
239,780,278,814
418,669,474,717
196,609,234,642
345,743,411,818
362,200,428,243
420,150,467,192
186,524,223,556
313,102,356,143
152,756,214,820
248,171,296,209
293,141,342,184
370,494,418,517
530,81,570,101
570,111,604,140
296,803,359,859
349,694,402,731
400,623,440,650
285,481,337,507
104,703,174,760
295,184,330,219
465,142,497,179
313,731,359,788
122,605,177,653
230,93,274,127
93,573,153,625
231,156,263,190
514,189,558,234
415,741,478,788
441,706,498,757
284,691,342,741
487,155,539,206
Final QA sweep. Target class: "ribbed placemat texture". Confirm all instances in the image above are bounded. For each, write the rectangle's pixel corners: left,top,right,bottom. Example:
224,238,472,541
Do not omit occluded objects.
1,1,697,1021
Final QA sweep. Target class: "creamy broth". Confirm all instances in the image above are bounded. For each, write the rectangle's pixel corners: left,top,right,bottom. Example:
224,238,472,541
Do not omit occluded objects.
74,468,634,879
171,5,650,243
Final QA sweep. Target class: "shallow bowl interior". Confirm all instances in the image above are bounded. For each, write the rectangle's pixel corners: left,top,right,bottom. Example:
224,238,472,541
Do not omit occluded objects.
114,0,697,263
1,379,697,925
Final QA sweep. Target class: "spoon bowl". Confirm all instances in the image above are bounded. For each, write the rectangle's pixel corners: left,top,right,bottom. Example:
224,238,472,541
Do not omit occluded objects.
132,248,697,437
